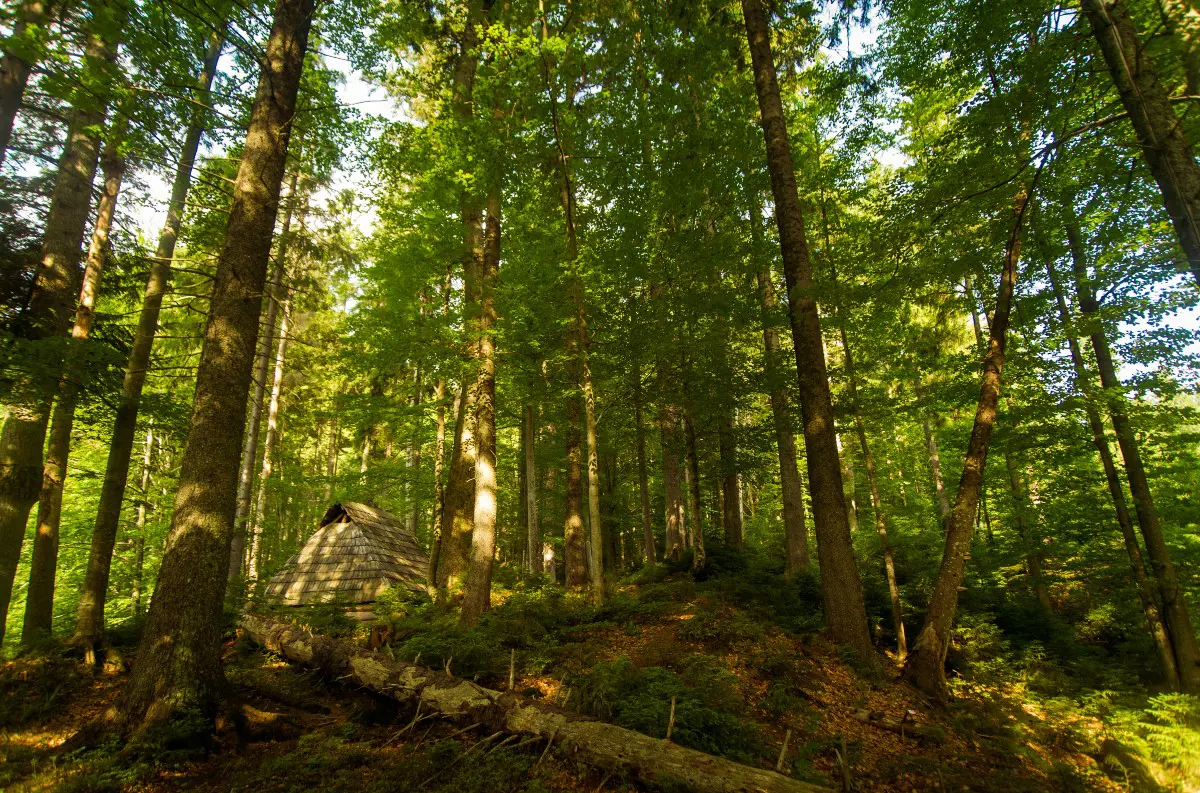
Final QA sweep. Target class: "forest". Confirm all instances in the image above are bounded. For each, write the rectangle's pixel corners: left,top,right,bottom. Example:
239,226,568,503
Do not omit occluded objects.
0,0,1199,789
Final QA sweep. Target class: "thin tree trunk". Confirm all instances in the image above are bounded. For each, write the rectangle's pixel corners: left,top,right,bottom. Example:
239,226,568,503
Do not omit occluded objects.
1004,448,1052,611
579,304,604,602
902,189,1031,700
754,260,808,572
923,418,950,526
231,167,297,585
107,0,313,732
684,410,706,570
406,367,424,535
322,413,338,503
718,410,743,547
964,276,984,346
1067,219,1200,691
130,425,153,617
660,403,685,561
437,381,475,595
73,31,223,648
461,190,499,625
564,390,587,590
427,378,448,590
0,0,51,168
1044,250,1178,688
524,404,541,575
840,325,906,661
248,279,292,583
22,130,126,643
633,356,656,563
1081,0,1200,286
0,18,120,645
741,0,876,665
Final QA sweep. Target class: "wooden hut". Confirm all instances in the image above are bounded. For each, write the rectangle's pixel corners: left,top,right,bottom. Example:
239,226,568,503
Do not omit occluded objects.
265,502,429,611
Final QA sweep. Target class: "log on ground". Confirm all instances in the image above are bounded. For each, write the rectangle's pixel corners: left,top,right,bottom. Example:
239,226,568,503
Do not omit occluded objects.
239,613,830,793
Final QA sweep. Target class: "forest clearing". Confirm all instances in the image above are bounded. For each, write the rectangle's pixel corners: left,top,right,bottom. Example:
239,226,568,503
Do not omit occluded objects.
1,0,1199,790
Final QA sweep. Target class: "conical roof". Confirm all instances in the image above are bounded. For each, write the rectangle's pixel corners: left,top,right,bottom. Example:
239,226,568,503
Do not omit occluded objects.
264,501,429,605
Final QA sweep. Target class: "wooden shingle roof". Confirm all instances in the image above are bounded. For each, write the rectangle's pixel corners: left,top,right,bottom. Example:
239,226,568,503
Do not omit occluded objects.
264,502,429,605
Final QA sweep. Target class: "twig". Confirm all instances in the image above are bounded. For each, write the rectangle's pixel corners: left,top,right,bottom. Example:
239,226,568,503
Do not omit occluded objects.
484,734,519,756
535,728,558,770
776,728,792,773
666,696,677,741
593,772,612,792
416,730,504,790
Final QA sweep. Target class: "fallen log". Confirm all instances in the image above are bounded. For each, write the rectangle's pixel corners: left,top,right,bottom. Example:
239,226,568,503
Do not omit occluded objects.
850,709,944,743
240,613,829,793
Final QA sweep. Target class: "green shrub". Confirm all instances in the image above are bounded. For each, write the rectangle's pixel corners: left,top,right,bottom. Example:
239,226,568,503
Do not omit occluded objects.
676,606,763,648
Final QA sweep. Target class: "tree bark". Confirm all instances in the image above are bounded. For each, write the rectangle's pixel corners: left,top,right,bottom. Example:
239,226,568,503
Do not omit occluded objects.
902,189,1030,700
107,0,313,731
461,190,500,625
406,367,424,535
684,409,706,570
130,426,153,617
717,410,743,548
437,381,475,595
1081,0,1200,286
524,404,541,575
240,614,830,793
633,356,656,564
248,278,292,583
839,325,906,661
1067,219,1200,691
231,167,296,586
741,0,876,665
1044,250,1178,688
922,418,950,527
0,0,51,168
0,17,120,645
564,389,587,590
74,30,224,648
660,403,685,561
22,129,126,643
579,302,604,603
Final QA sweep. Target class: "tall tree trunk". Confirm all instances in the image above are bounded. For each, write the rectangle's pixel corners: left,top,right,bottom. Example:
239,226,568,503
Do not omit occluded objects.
437,381,475,595
579,305,604,602
427,378,449,590
1067,219,1200,691
22,129,126,643
461,190,500,625
717,410,743,547
230,167,297,586
964,276,985,346
754,259,808,572
406,367,424,535
524,404,541,575
902,189,1031,700
1081,0,1200,286
248,279,292,583
0,0,52,168
839,325,906,661
660,403,685,561
684,410,706,570
633,356,656,563
922,417,951,527
322,413,338,503
107,0,313,732
564,390,587,590
73,30,223,648
0,16,120,645
130,426,153,617
1044,251,1179,688
1003,447,1052,611
741,0,876,665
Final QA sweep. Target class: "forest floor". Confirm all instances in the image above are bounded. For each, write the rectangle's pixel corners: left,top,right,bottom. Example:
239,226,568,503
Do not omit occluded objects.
0,557,1182,792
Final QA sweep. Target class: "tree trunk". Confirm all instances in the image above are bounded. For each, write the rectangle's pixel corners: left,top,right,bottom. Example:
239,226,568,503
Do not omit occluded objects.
579,303,604,603
240,614,831,793
684,410,706,571
107,0,313,732
322,413,338,504
840,325,906,661
564,390,587,590
964,276,985,347
437,380,475,595
0,0,51,168
22,131,126,643
524,404,541,575
231,167,296,586
427,378,449,590
660,403,685,561
130,426,153,617
248,278,293,583
1044,250,1178,688
633,357,656,563
922,418,950,527
406,368,424,536
73,30,223,648
1003,448,1052,611
1081,0,1200,286
754,262,808,573
741,0,875,665
461,190,500,625
0,18,120,645
902,190,1030,700
1067,219,1200,691
718,410,743,547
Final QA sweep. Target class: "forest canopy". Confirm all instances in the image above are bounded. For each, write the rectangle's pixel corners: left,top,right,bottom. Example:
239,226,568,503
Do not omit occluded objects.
0,0,1198,789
